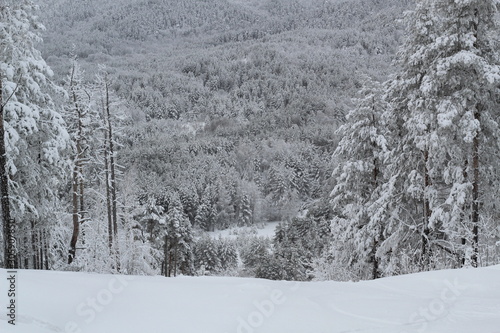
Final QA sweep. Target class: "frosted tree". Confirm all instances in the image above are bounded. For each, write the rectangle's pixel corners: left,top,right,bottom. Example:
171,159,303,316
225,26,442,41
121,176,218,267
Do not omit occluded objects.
195,186,215,231
375,0,445,272
330,76,388,279
193,235,221,274
163,195,194,277
0,0,68,268
379,0,500,270
116,170,158,275
435,0,500,267
65,58,95,264
238,193,252,226
96,69,119,252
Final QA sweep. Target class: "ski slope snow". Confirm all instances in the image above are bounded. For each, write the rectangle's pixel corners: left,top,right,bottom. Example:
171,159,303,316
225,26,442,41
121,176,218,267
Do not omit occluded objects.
1,265,500,333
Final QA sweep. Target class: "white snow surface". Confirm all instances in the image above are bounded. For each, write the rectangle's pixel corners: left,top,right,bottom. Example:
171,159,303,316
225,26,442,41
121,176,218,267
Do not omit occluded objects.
209,221,281,239
1,265,500,333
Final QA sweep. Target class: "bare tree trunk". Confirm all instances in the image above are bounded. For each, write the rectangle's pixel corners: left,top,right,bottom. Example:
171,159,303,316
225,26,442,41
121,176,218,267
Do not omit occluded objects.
23,235,28,268
105,82,118,240
422,148,432,269
68,162,80,264
468,8,481,269
68,66,84,265
371,148,380,279
38,229,43,270
0,79,17,269
371,236,379,279
104,125,113,250
102,77,120,272
174,246,178,277
461,159,469,267
31,220,38,269
164,235,168,277
79,163,85,245
43,228,49,270
471,110,480,267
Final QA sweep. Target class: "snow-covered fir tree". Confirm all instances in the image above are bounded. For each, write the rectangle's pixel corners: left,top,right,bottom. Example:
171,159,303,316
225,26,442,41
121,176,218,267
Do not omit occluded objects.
193,235,221,273
377,0,500,271
163,194,194,277
193,235,237,275
0,0,69,268
330,75,389,279
238,193,252,226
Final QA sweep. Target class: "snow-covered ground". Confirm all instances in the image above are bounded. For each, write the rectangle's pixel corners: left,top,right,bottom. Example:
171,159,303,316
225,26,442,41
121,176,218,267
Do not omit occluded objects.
1,265,500,333
208,221,281,240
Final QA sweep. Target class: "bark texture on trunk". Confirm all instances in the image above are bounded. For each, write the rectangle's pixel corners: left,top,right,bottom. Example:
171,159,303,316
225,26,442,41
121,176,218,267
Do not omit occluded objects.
0,79,17,269
471,110,480,267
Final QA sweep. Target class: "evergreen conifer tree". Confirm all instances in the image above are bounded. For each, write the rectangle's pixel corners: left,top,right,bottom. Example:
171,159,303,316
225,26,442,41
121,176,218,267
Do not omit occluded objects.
379,0,500,270
0,0,68,268
330,76,388,279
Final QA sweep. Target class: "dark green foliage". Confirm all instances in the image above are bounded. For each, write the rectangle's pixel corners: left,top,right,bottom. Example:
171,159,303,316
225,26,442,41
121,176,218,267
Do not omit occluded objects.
217,237,238,271
238,194,252,226
263,200,333,280
137,195,194,276
195,201,214,232
163,203,194,277
261,242,308,281
240,236,272,272
193,235,221,272
254,256,283,280
193,235,238,274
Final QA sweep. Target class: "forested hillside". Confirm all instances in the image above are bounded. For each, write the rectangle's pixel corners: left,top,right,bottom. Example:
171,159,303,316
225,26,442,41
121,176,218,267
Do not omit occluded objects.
28,0,410,277
39,0,407,216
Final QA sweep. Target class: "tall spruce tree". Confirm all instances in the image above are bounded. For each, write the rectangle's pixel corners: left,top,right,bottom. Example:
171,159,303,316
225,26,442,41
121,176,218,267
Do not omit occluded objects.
379,0,500,270
163,195,193,277
330,76,389,279
0,0,68,268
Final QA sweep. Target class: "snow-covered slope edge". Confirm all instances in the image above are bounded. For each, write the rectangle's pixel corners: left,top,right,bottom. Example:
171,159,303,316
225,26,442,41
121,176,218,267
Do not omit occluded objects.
1,265,500,333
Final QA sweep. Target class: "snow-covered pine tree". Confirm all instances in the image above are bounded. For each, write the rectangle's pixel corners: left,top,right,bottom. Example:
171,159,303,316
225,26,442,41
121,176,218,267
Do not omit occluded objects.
238,193,252,226
179,185,198,225
433,0,500,268
214,183,235,230
137,196,166,272
195,186,215,231
375,0,445,273
268,164,291,203
116,170,157,275
163,194,194,277
0,0,68,268
239,236,272,275
379,0,500,271
195,199,211,231
193,235,237,276
216,236,238,271
193,235,221,274
330,75,388,279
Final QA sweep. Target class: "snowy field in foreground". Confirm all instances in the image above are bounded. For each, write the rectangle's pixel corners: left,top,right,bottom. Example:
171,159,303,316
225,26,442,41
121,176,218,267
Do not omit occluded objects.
1,265,500,333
